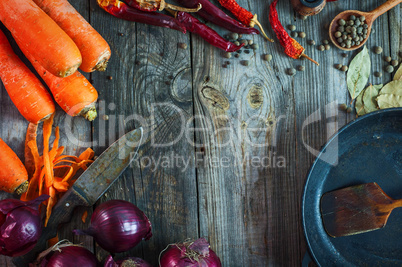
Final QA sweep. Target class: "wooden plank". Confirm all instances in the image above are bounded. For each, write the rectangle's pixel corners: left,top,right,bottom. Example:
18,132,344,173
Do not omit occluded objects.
89,0,198,265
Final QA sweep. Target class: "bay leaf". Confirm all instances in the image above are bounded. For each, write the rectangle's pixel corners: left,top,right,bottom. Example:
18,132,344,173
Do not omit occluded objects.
393,63,402,81
362,84,382,113
377,80,402,109
347,46,371,100
355,91,366,116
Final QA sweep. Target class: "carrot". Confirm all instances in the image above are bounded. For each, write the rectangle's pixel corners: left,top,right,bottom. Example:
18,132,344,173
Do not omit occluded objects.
18,44,98,121
0,138,28,194
0,0,82,77
33,0,111,72
24,123,38,177
0,30,55,124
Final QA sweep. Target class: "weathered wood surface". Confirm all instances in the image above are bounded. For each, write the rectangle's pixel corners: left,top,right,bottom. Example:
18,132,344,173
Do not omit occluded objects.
0,0,401,266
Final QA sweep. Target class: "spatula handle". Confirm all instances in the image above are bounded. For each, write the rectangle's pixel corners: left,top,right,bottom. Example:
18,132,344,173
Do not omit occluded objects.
369,0,402,20
392,199,402,209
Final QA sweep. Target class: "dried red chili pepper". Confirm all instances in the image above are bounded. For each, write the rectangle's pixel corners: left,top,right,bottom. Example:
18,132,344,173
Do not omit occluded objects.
126,0,201,13
175,0,259,35
269,0,318,65
97,0,186,33
217,0,273,42
171,10,244,52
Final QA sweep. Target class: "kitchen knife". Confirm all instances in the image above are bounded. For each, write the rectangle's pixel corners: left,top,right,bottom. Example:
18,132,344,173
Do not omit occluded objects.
13,127,143,267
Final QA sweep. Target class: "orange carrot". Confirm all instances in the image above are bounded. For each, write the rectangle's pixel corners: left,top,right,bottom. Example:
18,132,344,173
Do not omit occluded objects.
0,30,55,124
0,0,82,77
18,44,98,121
33,0,111,72
81,210,88,223
0,138,28,194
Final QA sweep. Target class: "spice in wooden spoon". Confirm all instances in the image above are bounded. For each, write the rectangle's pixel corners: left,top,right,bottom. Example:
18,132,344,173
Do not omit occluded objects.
329,0,402,51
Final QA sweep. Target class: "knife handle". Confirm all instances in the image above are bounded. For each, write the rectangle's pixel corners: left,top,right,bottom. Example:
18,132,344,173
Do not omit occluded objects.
13,188,90,267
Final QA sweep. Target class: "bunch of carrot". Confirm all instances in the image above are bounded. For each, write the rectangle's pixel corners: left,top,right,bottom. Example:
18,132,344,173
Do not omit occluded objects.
0,0,112,123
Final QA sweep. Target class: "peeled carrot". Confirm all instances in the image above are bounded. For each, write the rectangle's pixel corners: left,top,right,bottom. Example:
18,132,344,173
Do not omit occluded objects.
0,138,28,194
0,0,82,77
33,0,111,72
0,30,55,124
18,44,98,121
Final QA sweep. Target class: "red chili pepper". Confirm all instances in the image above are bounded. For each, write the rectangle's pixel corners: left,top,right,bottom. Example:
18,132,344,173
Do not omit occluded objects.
175,0,259,35
269,0,318,65
125,0,201,13
217,0,273,42
174,11,244,52
97,0,186,33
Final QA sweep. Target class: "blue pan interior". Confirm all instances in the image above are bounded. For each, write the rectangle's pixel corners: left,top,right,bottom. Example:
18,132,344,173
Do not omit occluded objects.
303,108,402,267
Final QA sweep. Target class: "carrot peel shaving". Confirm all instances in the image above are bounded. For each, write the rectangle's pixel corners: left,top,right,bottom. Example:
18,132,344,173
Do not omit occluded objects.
21,115,95,227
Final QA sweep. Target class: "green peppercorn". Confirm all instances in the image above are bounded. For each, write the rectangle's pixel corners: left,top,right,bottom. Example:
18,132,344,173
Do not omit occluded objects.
391,60,398,66
288,25,296,31
342,35,347,40
341,53,348,58
349,15,356,20
360,16,366,22
234,53,240,58
300,15,307,20
224,52,232,58
318,45,325,51
337,37,343,43
355,41,360,46
339,103,348,111
230,33,239,40
363,24,368,29
251,44,258,50
338,19,346,26
337,26,345,32
248,40,253,45
348,20,354,26
290,31,298,38
373,46,383,54
334,31,342,38
178,43,187,49
385,65,394,73
374,71,382,77
241,60,250,66
346,107,353,113
234,41,240,46
354,19,361,27
238,34,243,38
263,54,272,62
297,65,305,71
324,44,330,50
384,56,392,62
241,39,248,46
308,39,316,45
287,68,296,76
341,65,348,72
334,64,342,70
341,43,346,48
299,32,306,38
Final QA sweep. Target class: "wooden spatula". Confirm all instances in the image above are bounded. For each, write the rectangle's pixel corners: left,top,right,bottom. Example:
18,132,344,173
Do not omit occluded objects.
320,182,402,237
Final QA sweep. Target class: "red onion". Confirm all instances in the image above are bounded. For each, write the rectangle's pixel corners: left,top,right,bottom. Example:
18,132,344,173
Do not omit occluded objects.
35,240,98,267
73,200,152,253
0,195,48,257
104,255,152,267
159,238,222,267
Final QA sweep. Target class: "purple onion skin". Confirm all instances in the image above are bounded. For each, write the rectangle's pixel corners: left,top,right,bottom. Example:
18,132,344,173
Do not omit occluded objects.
104,255,152,267
159,238,222,267
45,246,99,267
74,200,152,253
0,195,49,257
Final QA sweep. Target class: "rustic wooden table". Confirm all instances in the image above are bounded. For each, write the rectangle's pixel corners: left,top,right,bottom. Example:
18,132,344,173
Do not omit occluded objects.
0,0,401,266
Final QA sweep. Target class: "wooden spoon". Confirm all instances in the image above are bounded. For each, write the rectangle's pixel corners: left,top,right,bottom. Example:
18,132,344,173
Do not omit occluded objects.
329,0,402,51
320,182,402,237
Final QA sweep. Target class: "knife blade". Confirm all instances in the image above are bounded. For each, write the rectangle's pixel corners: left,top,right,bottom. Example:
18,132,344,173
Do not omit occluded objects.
13,127,143,267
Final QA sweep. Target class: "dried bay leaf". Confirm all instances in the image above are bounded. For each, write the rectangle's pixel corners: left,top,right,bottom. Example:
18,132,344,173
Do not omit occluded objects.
355,91,366,116
377,80,402,109
347,46,371,100
393,63,402,81
362,84,383,113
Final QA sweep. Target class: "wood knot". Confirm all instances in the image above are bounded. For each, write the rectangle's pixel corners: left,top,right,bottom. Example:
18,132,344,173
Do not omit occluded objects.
201,87,230,111
247,86,263,109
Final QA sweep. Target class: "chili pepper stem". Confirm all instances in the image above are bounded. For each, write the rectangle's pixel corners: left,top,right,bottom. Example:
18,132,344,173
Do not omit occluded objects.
161,2,202,12
301,53,319,66
249,14,274,42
